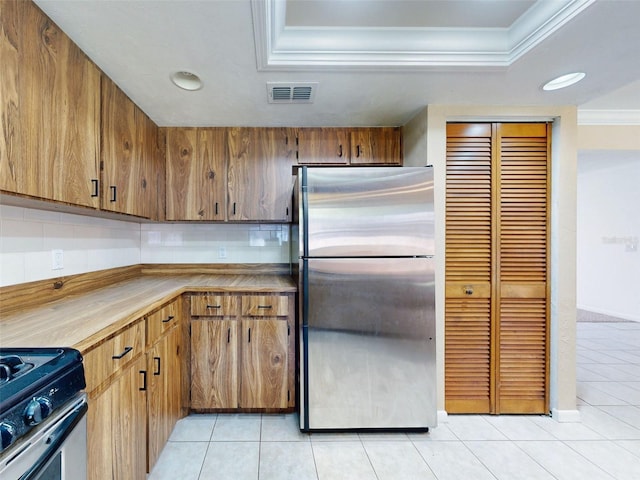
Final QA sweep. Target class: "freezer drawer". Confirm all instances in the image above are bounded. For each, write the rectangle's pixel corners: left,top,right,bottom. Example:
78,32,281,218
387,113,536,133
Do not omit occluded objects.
300,257,436,430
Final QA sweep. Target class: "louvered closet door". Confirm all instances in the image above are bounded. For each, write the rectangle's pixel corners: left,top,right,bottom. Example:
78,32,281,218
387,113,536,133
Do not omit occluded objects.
445,123,550,414
445,124,494,413
496,123,550,414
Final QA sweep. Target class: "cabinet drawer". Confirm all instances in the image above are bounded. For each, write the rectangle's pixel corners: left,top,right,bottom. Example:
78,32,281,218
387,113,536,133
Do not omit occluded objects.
84,320,146,393
241,295,289,317
191,295,238,317
147,300,180,346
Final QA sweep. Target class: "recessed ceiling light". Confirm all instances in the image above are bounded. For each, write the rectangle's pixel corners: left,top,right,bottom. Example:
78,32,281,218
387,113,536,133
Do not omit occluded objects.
171,71,203,91
542,72,586,91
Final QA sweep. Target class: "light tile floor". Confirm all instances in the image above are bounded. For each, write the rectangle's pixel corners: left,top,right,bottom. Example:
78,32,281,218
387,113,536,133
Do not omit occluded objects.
149,321,640,480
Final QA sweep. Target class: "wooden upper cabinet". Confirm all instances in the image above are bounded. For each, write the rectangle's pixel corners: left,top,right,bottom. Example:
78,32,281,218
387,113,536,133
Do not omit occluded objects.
1,0,100,208
350,127,402,165
227,127,295,222
101,76,161,219
165,128,227,221
296,128,349,165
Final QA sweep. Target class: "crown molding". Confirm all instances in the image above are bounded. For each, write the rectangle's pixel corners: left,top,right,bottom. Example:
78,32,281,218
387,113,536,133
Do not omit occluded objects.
578,109,640,125
252,0,595,71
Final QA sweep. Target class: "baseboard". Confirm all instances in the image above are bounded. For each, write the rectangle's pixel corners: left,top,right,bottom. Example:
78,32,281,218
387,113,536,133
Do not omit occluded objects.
551,408,581,423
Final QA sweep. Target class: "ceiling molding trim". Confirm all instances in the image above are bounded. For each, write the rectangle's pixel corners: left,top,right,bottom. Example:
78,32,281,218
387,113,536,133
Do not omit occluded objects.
252,0,595,71
578,109,640,125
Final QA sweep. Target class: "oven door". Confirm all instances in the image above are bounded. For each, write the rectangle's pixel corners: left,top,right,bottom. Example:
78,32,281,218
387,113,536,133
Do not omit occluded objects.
0,394,87,480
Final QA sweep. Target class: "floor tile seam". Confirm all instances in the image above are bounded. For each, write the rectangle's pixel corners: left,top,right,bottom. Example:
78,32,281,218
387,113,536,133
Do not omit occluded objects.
614,439,640,459
358,440,382,480
207,413,219,442
457,440,500,480
584,404,640,432
560,438,632,476
508,438,576,480
407,438,441,479
196,441,214,480
307,438,322,480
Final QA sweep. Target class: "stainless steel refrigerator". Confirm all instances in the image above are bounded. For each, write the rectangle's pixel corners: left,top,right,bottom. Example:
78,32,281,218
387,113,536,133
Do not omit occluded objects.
298,166,436,431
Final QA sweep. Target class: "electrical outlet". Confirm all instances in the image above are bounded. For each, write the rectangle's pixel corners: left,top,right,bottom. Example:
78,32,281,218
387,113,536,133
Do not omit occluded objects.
218,246,227,259
51,249,64,270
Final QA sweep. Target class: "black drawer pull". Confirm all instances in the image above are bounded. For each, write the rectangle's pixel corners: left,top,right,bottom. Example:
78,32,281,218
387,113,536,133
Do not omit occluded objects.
206,305,221,309
258,305,272,309
162,315,174,323
139,370,147,391
112,346,132,359
110,185,117,202
248,327,251,343
153,357,161,375
215,202,219,215
91,179,99,197
227,328,231,343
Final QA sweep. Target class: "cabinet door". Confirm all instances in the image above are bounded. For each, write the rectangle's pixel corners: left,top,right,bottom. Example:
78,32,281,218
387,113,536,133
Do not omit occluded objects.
102,76,155,218
191,319,238,409
1,1,100,207
297,128,350,164
147,326,181,471
166,128,227,220
138,110,164,221
350,127,402,165
88,356,147,480
227,127,295,221
240,319,288,409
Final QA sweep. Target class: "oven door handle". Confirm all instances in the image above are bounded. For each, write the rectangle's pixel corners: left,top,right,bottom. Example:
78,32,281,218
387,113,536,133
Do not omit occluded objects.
19,400,88,480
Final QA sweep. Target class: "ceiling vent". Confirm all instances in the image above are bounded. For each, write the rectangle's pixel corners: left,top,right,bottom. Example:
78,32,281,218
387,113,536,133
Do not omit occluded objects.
267,82,317,104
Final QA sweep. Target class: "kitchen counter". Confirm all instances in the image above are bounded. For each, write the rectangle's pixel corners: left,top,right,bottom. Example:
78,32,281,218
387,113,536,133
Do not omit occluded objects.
0,273,296,352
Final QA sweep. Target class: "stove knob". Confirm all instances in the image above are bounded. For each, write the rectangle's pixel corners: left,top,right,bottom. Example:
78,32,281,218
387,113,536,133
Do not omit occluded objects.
24,397,53,426
0,422,16,451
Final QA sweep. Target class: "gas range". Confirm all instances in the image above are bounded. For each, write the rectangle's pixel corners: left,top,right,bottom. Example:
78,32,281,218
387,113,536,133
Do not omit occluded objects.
0,348,86,454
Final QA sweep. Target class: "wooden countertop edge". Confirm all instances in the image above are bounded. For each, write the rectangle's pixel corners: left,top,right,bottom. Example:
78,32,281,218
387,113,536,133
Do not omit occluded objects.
0,265,297,351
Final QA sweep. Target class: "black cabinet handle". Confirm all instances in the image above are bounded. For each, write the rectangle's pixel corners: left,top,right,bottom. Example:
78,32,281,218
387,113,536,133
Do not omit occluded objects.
112,346,132,359
227,328,231,343
356,145,361,157
162,315,174,323
139,370,147,391
153,357,161,376
232,202,236,215
248,327,251,343
338,144,343,158
258,305,272,309
207,305,221,309
91,179,99,197
110,186,117,202
215,202,219,215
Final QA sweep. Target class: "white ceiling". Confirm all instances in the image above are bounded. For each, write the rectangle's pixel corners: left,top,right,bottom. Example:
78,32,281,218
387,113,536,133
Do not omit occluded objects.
34,0,640,127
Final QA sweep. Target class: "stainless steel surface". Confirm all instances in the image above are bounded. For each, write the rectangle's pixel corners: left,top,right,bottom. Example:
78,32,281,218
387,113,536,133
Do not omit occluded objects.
0,393,87,479
302,257,436,429
301,167,434,258
299,166,437,431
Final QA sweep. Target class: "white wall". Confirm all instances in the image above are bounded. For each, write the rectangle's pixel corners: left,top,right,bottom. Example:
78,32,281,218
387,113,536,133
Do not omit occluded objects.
0,204,291,287
576,150,640,321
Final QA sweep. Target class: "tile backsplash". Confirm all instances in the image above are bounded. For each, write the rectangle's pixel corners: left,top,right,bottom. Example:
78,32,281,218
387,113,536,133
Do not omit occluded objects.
0,205,291,287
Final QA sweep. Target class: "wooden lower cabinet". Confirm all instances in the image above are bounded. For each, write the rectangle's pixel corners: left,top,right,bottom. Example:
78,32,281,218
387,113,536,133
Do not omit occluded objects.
147,325,182,471
88,355,147,480
239,319,288,409
86,300,183,479
190,292,294,411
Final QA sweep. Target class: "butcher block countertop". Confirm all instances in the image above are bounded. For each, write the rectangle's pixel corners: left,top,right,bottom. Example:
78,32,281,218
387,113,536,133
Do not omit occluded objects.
0,265,296,353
